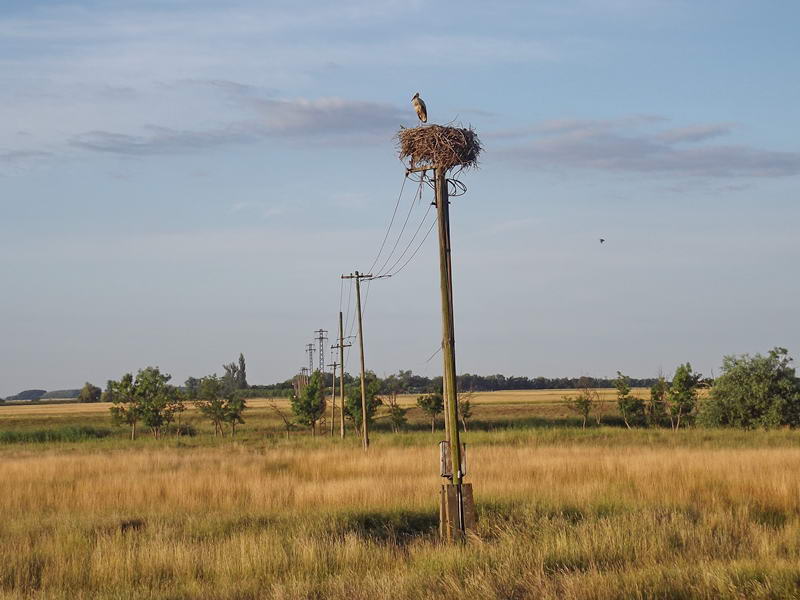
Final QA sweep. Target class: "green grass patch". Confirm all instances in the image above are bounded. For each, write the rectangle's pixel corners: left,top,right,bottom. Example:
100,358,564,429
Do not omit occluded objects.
0,426,113,444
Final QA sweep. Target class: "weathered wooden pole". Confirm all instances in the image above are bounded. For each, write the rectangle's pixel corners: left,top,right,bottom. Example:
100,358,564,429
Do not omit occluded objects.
342,272,371,450
435,167,464,522
443,359,451,441
354,272,370,450
338,311,346,439
329,359,337,436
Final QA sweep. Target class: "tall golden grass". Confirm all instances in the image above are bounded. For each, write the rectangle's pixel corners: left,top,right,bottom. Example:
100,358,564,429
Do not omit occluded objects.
2,433,800,599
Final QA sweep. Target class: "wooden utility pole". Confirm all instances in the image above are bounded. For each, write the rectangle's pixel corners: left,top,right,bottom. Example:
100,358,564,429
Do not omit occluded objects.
332,311,351,439
435,166,466,534
341,271,372,450
327,357,338,436
443,370,451,441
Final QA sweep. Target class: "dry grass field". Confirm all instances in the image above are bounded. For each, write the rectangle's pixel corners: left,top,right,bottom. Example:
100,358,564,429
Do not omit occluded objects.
2,390,799,599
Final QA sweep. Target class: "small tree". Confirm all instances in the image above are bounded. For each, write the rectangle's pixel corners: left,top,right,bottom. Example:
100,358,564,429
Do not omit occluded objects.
388,403,408,433
225,396,247,436
78,382,101,403
109,373,140,440
417,393,444,432
236,353,248,389
269,401,298,439
699,348,800,429
668,363,700,430
291,370,326,435
343,371,382,434
221,354,248,392
100,380,114,403
382,374,405,433
565,377,598,428
614,371,644,429
135,367,182,439
647,375,669,427
384,393,408,433
195,375,229,437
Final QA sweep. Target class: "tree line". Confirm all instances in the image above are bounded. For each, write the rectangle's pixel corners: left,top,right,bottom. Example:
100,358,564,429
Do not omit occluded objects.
7,347,800,433
289,348,800,435
103,353,250,439
563,348,800,430
2,370,665,404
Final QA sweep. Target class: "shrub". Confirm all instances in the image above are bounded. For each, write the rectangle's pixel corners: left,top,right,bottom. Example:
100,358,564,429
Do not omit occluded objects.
699,347,800,429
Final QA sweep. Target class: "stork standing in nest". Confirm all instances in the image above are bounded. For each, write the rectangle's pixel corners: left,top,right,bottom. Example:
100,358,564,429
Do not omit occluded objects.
412,92,427,123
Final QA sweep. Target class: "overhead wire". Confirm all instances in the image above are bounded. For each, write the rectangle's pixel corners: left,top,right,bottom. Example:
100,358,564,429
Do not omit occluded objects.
378,203,433,277
342,172,417,368
336,169,458,375
424,346,442,364
373,178,424,276
343,277,353,335
386,216,437,277
365,174,409,275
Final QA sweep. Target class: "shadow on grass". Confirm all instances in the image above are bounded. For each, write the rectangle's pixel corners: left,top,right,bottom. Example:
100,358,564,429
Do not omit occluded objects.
370,415,631,434
336,509,439,544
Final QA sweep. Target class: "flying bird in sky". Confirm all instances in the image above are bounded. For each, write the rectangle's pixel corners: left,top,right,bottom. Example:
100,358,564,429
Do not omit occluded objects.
412,92,427,123
599,238,606,244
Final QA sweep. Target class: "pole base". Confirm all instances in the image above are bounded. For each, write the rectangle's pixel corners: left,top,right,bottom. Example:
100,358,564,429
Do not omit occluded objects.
439,483,476,541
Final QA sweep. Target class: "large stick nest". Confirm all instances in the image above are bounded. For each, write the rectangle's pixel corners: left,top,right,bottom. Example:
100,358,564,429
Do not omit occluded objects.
397,124,482,171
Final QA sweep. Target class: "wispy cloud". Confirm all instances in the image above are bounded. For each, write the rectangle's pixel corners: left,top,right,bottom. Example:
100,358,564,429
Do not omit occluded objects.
0,150,51,163
70,124,257,155
655,123,733,144
501,117,800,178
253,97,405,137
67,95,406,155
0,149,53,175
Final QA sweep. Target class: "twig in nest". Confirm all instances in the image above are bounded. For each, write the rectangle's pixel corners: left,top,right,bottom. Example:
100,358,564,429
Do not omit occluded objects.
396,124,482,171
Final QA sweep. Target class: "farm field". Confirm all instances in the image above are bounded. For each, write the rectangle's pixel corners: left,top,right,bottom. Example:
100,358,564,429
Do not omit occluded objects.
0,388,649,435
2,390,800,599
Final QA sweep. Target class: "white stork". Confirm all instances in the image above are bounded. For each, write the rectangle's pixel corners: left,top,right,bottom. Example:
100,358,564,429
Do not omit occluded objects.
412,92,427,123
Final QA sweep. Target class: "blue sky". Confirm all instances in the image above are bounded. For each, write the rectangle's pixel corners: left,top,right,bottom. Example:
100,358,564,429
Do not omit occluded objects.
2,0,799,396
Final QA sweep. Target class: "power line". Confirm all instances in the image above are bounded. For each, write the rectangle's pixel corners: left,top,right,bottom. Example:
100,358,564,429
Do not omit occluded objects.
386,215,437,277
378,203,434,277
365,174,409,275
424,346,442,364
343,277,353,340
373,179,424,276
361,278,373,319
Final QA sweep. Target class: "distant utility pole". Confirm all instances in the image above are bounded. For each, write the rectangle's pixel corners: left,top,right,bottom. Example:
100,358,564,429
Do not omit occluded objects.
314,331,328,435
315,329,328,373
341,271,372,450
331,310,352,439
305,343,315,374
327,351,338,436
